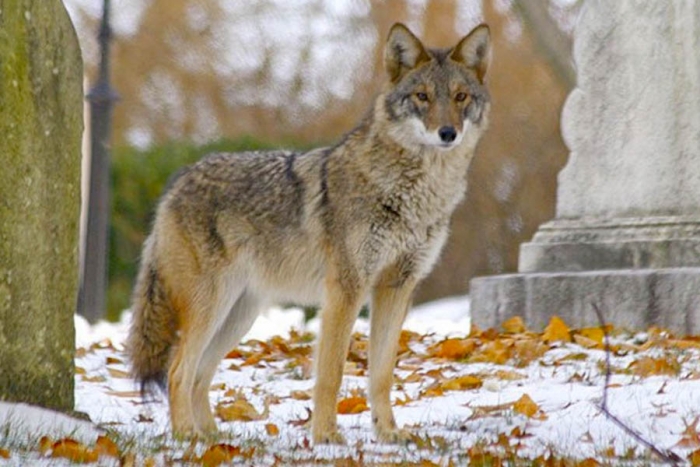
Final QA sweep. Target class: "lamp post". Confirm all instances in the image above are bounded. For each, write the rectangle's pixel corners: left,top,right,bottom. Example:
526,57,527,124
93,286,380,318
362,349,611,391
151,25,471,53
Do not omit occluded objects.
78,0,119,323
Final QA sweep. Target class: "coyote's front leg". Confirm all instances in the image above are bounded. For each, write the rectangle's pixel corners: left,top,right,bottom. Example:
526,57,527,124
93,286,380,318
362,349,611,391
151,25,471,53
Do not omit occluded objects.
312,269,365,444
369,270,417,443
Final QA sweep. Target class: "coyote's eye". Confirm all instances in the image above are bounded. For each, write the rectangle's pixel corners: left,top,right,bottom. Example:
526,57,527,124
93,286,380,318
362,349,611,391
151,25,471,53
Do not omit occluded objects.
415,92,429,102
455,92,468,102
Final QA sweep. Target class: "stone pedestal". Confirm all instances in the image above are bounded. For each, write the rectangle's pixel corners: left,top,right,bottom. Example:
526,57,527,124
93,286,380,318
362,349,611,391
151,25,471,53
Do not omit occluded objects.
470,1,700,334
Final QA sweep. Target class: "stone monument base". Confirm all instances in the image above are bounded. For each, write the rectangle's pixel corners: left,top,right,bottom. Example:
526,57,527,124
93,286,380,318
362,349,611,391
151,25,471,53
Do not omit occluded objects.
470,268,700,334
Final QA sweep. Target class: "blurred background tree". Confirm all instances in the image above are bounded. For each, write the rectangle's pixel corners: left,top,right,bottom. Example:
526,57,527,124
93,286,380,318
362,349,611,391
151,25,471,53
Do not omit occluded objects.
64,0,581,320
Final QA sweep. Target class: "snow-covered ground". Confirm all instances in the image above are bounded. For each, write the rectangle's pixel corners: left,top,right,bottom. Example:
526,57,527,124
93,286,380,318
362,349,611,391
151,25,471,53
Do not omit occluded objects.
2,296,700,464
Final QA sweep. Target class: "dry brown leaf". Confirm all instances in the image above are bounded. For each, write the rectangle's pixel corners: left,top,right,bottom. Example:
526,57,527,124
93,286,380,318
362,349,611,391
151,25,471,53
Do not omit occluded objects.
74,367,86,376
576,327,605,344
290,390,312,400
542,316,571,343
573,334,601,349
200,443,240,467
106,356,123,365
512,339,548,366
107,368,130,379
429,338,476,359
81,375,107,383
513,394,542,419
630,356,681,377
95,435,119,458
469,339,511,365
337,396,369,414
576,458,601,467
51,438,98,463
0,448,9,459
440,375,483,391
265,423,280,436
689,448,700,466
675,417,700,448
216,399,265,422
38,436,53,455
105,390,142,398
502,316,527,334
494,369,527,381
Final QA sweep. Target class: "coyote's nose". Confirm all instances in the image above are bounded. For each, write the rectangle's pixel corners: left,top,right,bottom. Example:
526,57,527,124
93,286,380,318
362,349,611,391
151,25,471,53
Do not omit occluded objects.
438,126,457,143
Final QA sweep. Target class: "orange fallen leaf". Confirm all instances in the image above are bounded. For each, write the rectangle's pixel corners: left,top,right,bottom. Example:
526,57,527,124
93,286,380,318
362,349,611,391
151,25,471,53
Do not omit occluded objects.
576,327,605,344
513,394,540,419
216,399,265,422
95,435,119,458
265,423,280,436
200,443,240,467
0,448,9,459
630,356,680,377
542,316,571,343
429,338,476,359
337,396,368,414
689,448,700,466
51,438,98,463
573,334,601,349
577,458,601,467
440,375,483,391
502,316,527,334
38,436,53,455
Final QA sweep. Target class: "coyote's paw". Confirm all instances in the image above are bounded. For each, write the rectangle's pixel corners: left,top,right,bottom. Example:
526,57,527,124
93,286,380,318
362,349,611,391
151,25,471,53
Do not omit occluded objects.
313,430,346,445
375,427,413,444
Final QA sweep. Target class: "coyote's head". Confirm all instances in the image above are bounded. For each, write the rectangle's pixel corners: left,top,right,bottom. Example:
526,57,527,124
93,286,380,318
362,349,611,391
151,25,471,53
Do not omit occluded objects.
381,23,491,152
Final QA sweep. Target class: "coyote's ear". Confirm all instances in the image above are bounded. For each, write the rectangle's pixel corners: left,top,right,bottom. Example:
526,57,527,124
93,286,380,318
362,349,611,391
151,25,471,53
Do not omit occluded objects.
450,24,491,83
385,23,430,83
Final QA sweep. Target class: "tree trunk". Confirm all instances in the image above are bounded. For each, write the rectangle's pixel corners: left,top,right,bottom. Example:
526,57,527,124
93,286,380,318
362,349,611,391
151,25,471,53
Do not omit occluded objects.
0,0,83,411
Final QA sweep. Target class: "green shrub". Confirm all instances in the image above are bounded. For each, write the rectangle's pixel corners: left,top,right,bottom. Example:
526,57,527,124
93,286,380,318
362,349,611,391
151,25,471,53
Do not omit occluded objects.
107,137,287,321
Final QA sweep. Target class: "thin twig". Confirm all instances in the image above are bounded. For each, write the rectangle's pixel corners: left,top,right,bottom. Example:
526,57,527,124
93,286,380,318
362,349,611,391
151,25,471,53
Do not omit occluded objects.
591,302,683,464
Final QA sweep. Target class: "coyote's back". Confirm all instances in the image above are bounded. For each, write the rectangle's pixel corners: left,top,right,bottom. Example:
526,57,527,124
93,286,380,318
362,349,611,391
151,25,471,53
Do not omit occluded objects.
128,22,491,444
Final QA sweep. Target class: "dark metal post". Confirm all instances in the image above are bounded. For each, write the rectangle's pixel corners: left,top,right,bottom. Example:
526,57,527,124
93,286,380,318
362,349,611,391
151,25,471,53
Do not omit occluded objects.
78,0,119,323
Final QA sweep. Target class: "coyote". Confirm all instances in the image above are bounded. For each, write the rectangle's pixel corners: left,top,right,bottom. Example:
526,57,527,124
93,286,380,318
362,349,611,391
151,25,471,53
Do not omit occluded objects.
128,22,491,444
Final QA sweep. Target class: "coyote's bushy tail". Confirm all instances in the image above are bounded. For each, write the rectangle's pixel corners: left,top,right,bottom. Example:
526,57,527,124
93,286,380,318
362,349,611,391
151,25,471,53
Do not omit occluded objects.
126,236,177,397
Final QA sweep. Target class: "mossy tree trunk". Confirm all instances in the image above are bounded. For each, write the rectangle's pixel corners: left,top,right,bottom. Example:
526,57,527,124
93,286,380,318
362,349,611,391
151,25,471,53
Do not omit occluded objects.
0,0,83,411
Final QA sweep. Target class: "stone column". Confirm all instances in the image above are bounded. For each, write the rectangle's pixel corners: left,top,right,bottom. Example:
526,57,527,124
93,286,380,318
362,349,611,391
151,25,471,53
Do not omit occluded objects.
0,0,83,411
470,1,700,333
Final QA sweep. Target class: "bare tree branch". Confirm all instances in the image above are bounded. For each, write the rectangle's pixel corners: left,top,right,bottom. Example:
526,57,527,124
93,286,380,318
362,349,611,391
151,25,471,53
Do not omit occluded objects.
591,302,683,464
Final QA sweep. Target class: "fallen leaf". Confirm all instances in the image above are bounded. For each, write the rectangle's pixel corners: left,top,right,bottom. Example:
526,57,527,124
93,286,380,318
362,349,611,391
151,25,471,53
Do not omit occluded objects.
577,458,601,467
630,356,680,377
576,327,605,345
106,390,142,398
573,334,601,349
289,390,312,401
337,396,368,414
75,367,86,376
200,443,240,467
38,436,53,454
689,448,700,466
82,375,107,383
51,438,98,463
106,356,123,364
107,368,130,379
95,435,119,458
542,316,571,343
429,338,476,359
265,423,280,436
0,448,9,459
440,375,483,391
502,316,527,334
216,399,266,422
513,394,540,419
